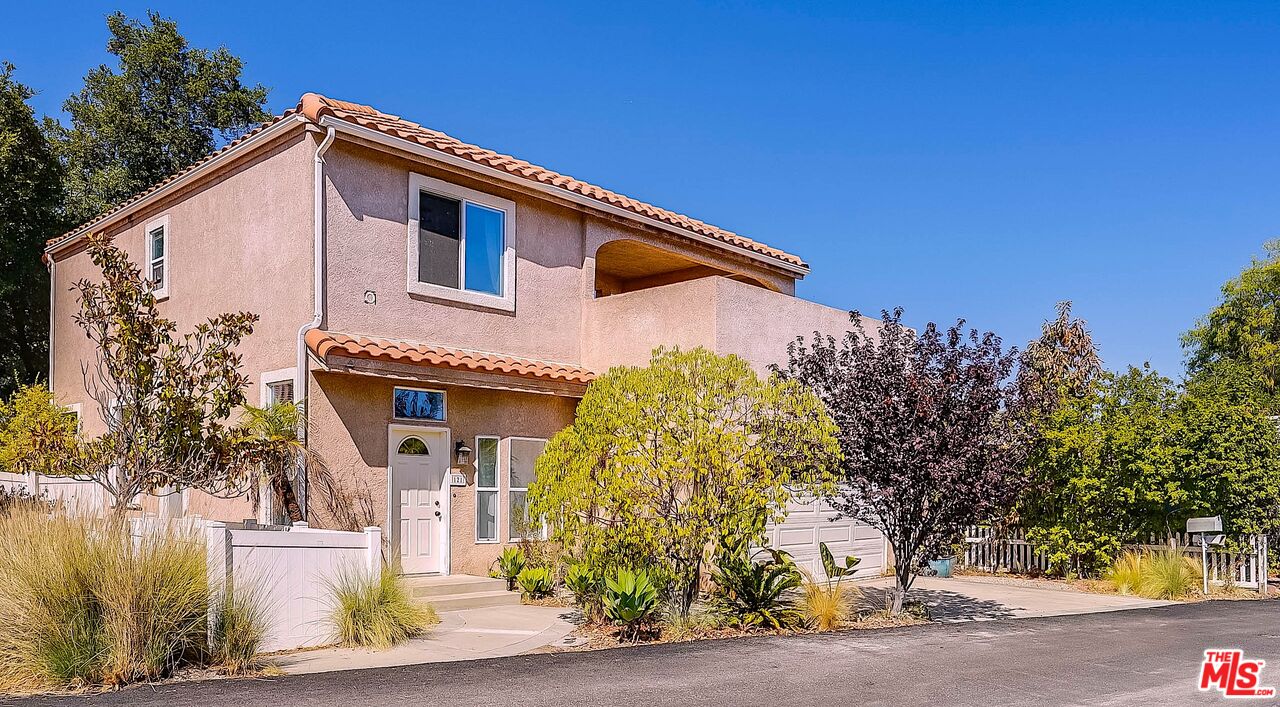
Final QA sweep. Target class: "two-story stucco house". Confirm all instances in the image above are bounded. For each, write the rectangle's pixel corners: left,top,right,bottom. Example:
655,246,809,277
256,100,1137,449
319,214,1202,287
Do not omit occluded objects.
45,93,886,581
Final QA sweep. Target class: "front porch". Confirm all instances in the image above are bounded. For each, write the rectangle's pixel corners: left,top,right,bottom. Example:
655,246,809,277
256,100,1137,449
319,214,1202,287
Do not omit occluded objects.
303,330,583,577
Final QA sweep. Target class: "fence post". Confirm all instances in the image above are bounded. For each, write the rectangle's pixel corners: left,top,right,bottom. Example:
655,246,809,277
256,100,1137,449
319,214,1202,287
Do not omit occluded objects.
206,521,231,649
363,526,382,579
1261,535,1270,598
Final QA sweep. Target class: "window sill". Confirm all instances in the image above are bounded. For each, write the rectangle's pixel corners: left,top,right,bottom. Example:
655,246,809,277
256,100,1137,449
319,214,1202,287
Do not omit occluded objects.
407,280,514,313
474,539,500,545
153,290,169,302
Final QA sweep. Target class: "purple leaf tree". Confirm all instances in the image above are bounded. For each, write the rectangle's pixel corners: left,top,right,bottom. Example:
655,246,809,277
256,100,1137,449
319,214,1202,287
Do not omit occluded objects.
779,308,1047,614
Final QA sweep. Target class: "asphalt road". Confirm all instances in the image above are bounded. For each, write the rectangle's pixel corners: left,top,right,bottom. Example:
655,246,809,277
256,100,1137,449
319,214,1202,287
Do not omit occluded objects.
9,601,1278,707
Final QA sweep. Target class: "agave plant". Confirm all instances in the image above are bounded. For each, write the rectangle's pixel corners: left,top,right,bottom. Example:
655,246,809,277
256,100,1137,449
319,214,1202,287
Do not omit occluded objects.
711,539,804,630
564,561,605,622
495,547,526,591
517,567,555,598
603,568,661,640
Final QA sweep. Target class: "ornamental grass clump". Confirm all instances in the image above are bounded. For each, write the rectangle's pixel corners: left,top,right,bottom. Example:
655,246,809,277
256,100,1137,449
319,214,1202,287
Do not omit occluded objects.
1106,551,1146,596
0,507,209,691
329,565,437,649
209,585,271,675
1104,548,1203,600
1139,548,1202,600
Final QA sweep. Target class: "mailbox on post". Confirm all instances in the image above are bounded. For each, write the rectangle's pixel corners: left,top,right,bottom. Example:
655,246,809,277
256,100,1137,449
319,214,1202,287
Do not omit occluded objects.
1187,516,1224,595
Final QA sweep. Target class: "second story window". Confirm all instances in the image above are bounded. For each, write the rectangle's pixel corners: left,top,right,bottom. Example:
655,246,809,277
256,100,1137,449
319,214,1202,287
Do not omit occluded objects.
145,216,169,299
408,174,516,311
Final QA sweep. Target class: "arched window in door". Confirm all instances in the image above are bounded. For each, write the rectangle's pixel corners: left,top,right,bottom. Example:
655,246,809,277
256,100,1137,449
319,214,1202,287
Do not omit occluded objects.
397,436,430,455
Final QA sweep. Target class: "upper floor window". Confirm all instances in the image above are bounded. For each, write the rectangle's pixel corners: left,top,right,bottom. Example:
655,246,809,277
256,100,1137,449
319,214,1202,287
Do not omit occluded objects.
407,173,516,311
145,216,169,300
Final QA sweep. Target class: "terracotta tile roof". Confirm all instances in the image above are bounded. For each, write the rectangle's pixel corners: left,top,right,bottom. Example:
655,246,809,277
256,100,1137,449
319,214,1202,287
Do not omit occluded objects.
297,93,807,270
306,329,595,385
47,111,302,248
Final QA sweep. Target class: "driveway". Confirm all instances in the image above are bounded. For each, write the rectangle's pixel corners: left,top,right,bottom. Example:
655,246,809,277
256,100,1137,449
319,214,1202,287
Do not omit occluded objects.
12,601,1275,706
860,575,1172,620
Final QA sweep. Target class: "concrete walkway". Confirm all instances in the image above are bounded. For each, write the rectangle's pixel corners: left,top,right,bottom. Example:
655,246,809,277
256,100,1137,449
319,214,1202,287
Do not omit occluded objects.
860,575,1172,621
271,604,578,675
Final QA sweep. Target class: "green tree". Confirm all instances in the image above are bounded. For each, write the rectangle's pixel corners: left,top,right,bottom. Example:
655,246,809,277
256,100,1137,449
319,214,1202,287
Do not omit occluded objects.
1021,366,1180,576
527,347,840,617
0,383,77,478
1021,362,1280,576
60,234,259,514
47,11,269,222
0,63,64,395
1183,240,1280,399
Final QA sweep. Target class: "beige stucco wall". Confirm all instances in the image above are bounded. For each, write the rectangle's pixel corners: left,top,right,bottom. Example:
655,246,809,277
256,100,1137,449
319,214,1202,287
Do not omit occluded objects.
47,127,317,520
307,371,577,576
320,140,798,365
583,275,876,373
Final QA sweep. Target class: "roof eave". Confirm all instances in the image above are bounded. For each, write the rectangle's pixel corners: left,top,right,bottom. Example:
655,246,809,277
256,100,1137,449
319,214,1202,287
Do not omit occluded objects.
317,115,812,277
44,114,310,258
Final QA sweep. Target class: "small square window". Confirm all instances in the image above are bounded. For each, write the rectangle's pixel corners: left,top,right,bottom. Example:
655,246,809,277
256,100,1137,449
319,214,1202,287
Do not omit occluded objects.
266,380,294,405
145,217,169,299
393,387,446,421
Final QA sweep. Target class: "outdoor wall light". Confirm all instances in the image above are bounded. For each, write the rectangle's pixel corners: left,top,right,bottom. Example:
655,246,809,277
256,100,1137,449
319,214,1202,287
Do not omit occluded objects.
454,441,473,466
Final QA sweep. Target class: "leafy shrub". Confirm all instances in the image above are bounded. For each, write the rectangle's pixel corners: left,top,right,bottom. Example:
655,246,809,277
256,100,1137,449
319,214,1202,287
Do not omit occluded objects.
819,542,861,581
329,566,437,649
209,585,270,674
603,568,661,640
517,567,555,598
0,508,207,690
1106,551,1145,595
495,547,526,591
710,541,803,630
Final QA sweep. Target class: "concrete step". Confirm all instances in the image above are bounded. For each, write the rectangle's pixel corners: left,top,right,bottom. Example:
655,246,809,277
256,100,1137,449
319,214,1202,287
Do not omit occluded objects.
406,575,510,598
427,589,523,612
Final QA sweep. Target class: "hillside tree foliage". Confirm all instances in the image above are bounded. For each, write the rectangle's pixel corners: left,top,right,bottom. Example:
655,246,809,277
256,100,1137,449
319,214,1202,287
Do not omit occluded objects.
46,11,269,223
0,63,64,395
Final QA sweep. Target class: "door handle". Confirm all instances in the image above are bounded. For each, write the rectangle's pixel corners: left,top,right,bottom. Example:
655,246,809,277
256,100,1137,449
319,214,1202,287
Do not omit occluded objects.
434,511,441,518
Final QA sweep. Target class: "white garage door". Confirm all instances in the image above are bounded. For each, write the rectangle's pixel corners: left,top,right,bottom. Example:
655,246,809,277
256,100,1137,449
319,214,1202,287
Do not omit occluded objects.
764,495,885,581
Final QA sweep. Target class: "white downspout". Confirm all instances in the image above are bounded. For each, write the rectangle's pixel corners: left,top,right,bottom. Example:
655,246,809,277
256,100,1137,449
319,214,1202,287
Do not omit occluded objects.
295,124,336,520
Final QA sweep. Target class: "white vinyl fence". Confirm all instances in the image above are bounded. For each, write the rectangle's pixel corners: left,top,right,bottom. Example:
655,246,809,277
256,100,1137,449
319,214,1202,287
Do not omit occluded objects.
0,471,104,512
130,517,381,653
960,524,1271,594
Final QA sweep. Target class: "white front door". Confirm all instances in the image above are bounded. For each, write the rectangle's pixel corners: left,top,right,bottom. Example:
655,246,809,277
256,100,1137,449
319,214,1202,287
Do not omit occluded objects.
390,430,448,574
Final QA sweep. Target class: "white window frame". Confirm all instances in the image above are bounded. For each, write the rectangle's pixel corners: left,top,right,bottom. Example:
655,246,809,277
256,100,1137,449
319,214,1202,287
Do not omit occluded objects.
407,173,517,312
145,215,170,300
506,436,547,542
391,385,447,423
474,435,500,544
260,367,298,406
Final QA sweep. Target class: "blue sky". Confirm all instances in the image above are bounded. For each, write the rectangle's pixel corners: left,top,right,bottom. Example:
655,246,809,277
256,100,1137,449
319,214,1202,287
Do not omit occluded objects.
6,1,1280,377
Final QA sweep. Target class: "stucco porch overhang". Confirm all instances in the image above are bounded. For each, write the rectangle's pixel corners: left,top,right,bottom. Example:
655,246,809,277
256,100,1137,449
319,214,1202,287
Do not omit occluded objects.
304,329,594,397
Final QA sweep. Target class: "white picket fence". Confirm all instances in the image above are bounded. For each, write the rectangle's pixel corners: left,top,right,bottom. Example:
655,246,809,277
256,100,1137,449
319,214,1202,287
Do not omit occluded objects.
131,517,382,652
960,524,1271,593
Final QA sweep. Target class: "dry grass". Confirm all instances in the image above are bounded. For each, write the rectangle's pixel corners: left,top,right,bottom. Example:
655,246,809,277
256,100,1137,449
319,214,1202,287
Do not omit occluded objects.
800,575,859,631
209,585,270,675
1104,549,1203,600
0,507,209,691
329,566,438,649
